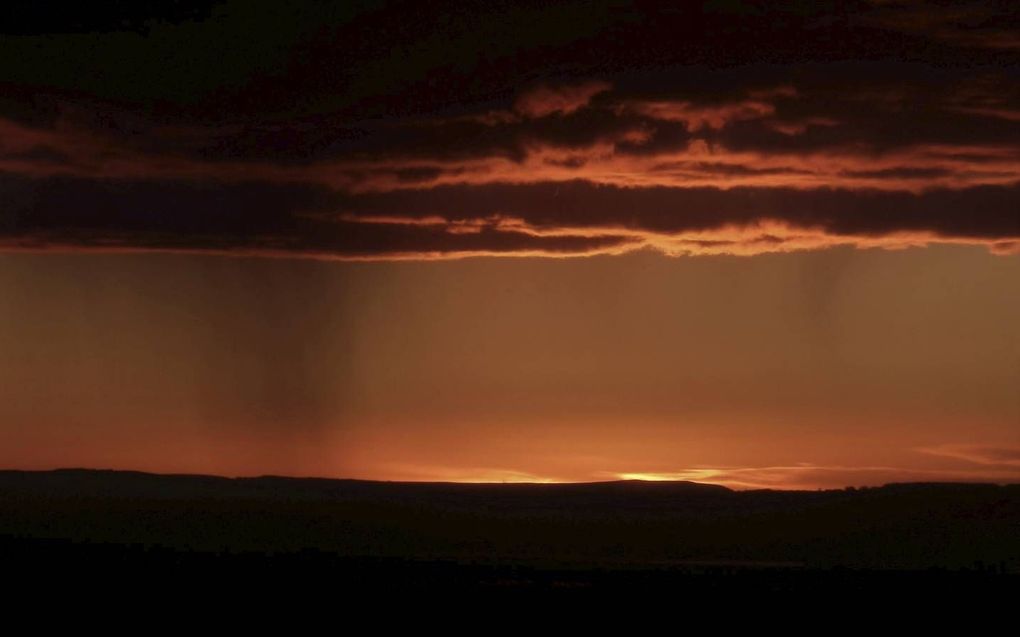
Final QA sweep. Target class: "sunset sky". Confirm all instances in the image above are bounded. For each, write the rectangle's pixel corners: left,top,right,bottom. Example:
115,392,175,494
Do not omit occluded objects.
1,1,1018,489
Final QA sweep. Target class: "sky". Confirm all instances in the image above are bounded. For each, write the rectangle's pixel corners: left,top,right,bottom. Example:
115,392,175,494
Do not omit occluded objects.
0,1,1018,489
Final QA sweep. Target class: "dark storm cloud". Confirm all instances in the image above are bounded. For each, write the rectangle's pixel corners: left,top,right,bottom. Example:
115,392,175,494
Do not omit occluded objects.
327,181,1020,239
3,173,1016,258
0,174,636,259
325,181,1020,254
0,0,1017,258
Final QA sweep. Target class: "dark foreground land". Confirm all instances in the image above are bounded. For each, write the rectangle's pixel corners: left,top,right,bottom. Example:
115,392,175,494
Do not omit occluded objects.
2,469,1018,597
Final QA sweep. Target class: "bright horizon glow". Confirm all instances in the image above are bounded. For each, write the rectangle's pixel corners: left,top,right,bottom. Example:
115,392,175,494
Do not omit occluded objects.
11,463,1020,492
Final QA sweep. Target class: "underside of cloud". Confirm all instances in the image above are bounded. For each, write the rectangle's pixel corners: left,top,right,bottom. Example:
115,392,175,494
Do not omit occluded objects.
0,1,1017,260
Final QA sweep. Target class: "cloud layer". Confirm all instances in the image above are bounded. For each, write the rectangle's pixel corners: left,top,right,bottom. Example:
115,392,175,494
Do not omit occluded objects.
1,1,1018,259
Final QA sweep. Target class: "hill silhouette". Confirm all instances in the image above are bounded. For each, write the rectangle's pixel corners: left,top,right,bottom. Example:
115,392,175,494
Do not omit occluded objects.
2,469,1018,595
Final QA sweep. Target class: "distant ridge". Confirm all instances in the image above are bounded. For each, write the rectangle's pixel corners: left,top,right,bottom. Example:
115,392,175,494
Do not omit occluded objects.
0,467,1011,500
1,468,1018,574
2,467,1013,486
0,467,733,502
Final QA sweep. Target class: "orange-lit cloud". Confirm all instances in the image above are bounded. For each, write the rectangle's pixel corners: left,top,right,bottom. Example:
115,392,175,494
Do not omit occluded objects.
3,167,1018,260
334,213,1020,258
5,106,1018,194
514,81,612,118
619,90,787,131
1,1,1018,261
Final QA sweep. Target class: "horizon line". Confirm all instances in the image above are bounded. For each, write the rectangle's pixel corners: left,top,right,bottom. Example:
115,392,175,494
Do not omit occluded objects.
2,466,1017,493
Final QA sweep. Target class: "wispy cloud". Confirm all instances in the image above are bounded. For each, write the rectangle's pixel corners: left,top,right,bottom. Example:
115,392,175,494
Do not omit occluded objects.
609,461,1020,490
917,444,1020,467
